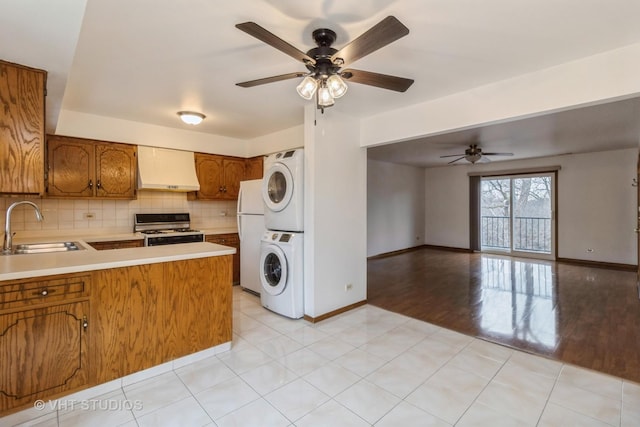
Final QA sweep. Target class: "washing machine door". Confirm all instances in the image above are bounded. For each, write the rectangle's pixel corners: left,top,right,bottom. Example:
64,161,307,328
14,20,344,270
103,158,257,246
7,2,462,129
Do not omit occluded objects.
263,162,293,212
260,244,288,296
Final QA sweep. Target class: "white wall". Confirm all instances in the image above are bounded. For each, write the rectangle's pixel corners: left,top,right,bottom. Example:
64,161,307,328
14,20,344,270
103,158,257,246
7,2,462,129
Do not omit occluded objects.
304,105,367,317
424,148,638,264
56,110,249,157
557,149,637,263
424,165,471,249
361,42,640,148
57,110,302,158
247,125,303,157
367,160,425,256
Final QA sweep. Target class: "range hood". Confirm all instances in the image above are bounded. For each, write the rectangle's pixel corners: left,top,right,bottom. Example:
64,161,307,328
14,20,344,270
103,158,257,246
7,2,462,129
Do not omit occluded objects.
137,146,200,192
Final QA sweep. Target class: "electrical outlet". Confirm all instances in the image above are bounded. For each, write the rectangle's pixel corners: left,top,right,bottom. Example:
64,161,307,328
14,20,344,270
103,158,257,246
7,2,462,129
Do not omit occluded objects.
345,283,353,291
84,212,95,219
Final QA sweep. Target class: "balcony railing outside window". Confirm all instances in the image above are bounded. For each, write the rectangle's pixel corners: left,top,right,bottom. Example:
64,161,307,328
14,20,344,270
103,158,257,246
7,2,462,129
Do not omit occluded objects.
481,216,551,253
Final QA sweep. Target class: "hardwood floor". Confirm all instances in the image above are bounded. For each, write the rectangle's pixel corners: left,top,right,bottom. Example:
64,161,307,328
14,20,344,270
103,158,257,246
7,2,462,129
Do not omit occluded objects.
367,247,640,383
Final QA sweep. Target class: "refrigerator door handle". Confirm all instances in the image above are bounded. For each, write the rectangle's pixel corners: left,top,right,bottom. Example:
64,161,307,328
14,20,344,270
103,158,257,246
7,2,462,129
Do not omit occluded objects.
237,186,244,213
237,215,242,241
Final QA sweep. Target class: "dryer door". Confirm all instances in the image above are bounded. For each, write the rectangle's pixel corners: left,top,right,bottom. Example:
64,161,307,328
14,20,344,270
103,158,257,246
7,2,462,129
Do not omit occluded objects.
260,243,288,296
263,162,293,212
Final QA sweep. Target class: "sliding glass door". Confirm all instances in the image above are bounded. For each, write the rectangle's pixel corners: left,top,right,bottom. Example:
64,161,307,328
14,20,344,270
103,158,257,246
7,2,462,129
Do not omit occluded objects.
480,173,555,259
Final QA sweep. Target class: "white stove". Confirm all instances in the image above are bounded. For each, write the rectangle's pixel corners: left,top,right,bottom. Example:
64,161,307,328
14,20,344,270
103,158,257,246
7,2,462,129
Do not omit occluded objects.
134,213,204,246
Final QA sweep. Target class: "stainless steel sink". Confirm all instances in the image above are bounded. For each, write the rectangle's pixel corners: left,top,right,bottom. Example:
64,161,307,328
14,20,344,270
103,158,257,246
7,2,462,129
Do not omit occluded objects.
11,242,85,254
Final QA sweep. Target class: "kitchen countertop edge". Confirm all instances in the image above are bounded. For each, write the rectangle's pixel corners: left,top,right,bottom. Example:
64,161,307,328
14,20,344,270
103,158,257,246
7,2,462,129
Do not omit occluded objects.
0,242,236,281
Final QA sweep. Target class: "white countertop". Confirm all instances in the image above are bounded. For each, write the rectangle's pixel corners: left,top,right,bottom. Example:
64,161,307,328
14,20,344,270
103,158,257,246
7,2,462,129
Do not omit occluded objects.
0,242,236,281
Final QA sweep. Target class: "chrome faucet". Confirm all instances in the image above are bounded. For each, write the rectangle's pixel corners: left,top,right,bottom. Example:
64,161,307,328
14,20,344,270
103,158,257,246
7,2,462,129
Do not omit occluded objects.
3,201,44,254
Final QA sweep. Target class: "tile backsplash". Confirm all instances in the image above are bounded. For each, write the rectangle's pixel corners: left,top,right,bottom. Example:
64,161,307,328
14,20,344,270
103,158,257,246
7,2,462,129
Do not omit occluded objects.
0,191,237,235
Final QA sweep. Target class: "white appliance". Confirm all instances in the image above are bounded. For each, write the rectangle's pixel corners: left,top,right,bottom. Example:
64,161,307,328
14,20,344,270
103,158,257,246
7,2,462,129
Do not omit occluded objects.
137,146,200,192
262,149,304,232
237,179,265,294
134,213,204,246
259,230,304,319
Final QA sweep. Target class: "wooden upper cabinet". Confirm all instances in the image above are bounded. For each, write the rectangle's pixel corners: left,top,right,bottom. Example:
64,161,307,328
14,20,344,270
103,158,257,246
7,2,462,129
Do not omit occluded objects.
245,156,264,180
223,157,245,199
47,135,137,199
0,60,46,195
95,143,136,198
192,153,225,199
47,136,94,197
189,153,245,200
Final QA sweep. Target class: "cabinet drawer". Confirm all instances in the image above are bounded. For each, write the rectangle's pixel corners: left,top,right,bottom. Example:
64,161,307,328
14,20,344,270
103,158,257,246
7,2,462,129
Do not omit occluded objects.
206,233,239,246
0,274,91,309
88,239,143,250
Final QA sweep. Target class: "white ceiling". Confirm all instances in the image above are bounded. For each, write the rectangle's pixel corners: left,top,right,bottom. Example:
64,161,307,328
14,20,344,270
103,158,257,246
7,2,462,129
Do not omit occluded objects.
2,0,640,165
368,96,640,167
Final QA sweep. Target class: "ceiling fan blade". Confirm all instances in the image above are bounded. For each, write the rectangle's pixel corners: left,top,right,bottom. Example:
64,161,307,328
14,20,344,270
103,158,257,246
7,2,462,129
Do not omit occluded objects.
482,152,514,156
236,22,316,65
331,16,409,66
440,154,466,158
236,72,306,88
341,69,413,92
447,157,466,164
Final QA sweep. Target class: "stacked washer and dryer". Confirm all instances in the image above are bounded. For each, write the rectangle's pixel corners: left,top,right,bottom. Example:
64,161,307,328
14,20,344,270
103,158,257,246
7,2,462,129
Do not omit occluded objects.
259,149,305,319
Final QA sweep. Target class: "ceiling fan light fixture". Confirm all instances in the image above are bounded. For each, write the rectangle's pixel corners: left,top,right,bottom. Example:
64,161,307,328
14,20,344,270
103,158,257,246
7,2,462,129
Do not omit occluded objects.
177,111,205,125
465,154,482,164
327,74,348,98
317,83,334,107
296,76,318,100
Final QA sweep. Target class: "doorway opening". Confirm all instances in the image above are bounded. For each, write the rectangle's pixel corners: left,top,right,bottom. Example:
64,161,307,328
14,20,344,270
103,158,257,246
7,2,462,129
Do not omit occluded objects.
480,173,555,259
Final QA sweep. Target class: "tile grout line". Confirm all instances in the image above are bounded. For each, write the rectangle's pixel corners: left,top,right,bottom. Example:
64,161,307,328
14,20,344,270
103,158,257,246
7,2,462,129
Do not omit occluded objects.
448,338,504,426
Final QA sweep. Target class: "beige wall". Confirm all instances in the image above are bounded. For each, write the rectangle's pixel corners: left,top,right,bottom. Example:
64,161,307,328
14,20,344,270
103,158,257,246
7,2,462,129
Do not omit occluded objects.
423,148,638,265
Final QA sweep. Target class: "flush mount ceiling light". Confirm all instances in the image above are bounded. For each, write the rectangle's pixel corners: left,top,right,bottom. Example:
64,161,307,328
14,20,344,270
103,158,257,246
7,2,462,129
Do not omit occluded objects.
235,16,414,112
177,111,205,125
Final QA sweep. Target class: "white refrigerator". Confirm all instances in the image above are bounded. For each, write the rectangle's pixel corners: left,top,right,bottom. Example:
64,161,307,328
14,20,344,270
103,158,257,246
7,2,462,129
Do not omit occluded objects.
237,179,264,294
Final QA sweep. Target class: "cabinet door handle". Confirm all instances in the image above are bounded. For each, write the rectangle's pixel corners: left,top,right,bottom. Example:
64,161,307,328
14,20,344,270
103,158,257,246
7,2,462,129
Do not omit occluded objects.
33,288,56,297
83,315,88,330
219,186,224,192
96,180,102,189
223,185,227,192
88,179,93,189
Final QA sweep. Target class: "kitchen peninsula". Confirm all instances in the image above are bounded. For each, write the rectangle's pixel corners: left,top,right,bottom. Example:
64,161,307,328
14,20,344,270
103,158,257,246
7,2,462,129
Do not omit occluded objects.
0,242,234,414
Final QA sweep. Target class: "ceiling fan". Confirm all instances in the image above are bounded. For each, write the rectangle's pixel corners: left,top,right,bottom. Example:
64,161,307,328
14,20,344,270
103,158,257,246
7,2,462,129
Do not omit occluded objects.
440,144,514,164
235,16,414,110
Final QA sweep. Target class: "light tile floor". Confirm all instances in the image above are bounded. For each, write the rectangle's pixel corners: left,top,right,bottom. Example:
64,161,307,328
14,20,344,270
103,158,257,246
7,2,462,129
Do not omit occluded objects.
4,286,640,427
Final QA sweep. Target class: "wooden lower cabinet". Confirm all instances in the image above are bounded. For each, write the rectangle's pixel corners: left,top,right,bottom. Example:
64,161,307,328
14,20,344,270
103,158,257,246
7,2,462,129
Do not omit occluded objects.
91,256,232,384
0,255,232,415
0,302,89,412
0,272,91,413
91,263,164,383
86,239,144,250
206,234,240,284
163,258,232,359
